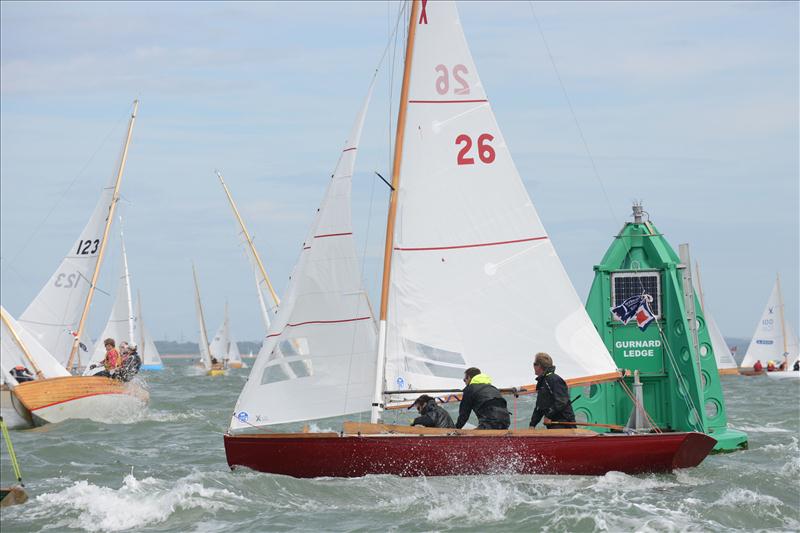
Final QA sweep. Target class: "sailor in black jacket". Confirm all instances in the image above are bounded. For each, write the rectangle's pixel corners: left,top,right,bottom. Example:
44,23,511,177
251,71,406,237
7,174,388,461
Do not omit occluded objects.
529,352,575,429
410,395,455,428
456,367,511,430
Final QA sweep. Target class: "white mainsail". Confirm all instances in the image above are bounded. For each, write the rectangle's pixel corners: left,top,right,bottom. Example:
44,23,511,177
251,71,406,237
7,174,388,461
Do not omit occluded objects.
1,306,71,383
742,277,799,369
229,81,377,430
17,177,119,368
17,103,137,369
192,265,213,371
382,1,618,403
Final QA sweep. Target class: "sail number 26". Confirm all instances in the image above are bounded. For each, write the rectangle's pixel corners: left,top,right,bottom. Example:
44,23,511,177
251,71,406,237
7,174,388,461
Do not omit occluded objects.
456,134,495,165
75,239,100,255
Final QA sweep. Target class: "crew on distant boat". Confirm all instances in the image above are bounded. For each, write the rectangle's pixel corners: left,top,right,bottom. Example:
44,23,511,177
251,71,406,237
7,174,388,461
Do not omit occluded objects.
767,360,777,372
753,360,763,372
96,338,123,378
10,365,34,383
778,360,787,371
115,343,142,382
210,357,224,371
793,360,799,372
409,394,455,428
529,352,576,429
455,367,511,430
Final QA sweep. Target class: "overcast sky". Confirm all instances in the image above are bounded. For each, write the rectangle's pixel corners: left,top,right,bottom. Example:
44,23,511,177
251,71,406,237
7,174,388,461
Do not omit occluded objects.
1,1,797,345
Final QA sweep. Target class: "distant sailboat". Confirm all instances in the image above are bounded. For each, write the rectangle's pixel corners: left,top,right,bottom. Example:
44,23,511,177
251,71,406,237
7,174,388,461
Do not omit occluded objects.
209,302,246,369
741,275,799,380
694,262,739,375
1,101,148,427
192,265,224,376
85,228,163,372
136,292,163,371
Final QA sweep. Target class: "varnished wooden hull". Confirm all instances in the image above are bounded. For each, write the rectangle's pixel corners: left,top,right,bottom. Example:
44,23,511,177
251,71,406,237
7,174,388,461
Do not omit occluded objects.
718,367,740,375
227,361,245,369
0,485,28,507
224,422,716,478
11,376,148,426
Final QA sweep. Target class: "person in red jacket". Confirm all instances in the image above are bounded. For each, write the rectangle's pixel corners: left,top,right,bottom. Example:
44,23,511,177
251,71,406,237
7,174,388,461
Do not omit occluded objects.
97,338,122,377
753,360,763,372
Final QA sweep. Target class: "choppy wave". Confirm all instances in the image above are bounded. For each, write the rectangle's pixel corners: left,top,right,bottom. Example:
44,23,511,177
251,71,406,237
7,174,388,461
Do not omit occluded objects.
24,473,247,532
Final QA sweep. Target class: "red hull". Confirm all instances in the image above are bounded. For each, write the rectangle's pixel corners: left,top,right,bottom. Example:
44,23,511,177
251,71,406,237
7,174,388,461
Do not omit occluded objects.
224,431,715,478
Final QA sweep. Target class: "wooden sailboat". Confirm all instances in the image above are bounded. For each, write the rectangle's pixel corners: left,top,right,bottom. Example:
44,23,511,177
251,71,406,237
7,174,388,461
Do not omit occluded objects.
192,265,225,376
224,1,715,477
694,261,739,375
1,101,148,427
741,275,799,379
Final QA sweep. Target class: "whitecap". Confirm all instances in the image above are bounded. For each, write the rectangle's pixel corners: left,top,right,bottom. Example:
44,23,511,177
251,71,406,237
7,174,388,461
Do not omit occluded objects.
27,473,248,532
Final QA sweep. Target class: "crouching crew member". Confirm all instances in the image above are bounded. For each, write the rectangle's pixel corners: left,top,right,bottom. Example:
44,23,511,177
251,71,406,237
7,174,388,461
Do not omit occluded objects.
409,394,455,428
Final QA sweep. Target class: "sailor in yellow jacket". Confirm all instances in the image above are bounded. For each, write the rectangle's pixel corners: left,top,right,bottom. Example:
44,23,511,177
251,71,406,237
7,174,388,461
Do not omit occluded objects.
455,367,511,429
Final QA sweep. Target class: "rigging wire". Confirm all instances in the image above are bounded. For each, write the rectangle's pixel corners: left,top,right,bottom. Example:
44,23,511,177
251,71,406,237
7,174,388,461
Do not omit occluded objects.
527,1,703,428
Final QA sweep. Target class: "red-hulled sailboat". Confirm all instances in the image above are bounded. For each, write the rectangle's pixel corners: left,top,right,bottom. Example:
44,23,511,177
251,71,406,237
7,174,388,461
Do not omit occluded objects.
224,0,716,477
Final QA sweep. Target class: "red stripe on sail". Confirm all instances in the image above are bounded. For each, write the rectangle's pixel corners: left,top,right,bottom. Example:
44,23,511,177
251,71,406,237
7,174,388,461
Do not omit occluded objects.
314,232,352,239
266,316,372,338
395,236,548,252
342,147,357,153
408,99,488,104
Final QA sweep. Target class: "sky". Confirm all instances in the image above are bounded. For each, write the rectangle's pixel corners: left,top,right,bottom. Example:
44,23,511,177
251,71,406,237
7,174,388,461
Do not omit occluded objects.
1,1,798,345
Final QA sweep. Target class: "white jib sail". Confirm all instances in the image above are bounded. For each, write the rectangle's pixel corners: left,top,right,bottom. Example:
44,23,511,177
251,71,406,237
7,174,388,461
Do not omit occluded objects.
383,1,618,403
86,236,137,370
137,293,163,368
692,269,737,372
229,81,377,431
192,266,213,370
18,175,120,368
741,279,798,369
209,304,230,363
2,305,71,384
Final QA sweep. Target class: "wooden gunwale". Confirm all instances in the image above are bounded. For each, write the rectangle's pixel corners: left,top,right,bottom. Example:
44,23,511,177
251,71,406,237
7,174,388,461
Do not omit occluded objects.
12,376,146,412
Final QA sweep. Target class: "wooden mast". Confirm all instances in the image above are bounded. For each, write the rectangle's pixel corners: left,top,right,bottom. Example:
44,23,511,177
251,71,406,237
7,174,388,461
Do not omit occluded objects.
1,308,44,379
216,170,280,308
66,100,139,371
776,273,788,370
371,0,420,423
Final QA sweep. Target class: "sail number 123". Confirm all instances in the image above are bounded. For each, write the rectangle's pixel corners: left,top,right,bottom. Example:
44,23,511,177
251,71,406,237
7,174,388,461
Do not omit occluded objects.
75,239,100,255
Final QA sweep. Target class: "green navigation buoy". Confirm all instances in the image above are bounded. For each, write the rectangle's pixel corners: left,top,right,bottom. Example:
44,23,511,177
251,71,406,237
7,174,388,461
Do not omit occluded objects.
572,203,748,453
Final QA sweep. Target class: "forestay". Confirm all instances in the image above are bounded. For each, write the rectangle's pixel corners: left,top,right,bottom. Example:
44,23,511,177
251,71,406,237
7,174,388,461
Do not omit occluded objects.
1,306,70,384
229,83,377,431
383,1,618,403
741,279,799,368
18,177,119,368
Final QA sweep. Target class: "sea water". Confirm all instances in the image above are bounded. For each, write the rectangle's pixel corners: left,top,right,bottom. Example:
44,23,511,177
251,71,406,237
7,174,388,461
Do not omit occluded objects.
1,359,798,532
